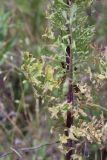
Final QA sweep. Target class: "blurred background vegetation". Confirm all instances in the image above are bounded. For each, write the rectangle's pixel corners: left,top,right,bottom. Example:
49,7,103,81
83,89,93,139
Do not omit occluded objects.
0,0,63,160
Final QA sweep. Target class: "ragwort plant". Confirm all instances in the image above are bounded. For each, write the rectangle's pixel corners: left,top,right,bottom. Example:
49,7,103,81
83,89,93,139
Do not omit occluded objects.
22,0,107,159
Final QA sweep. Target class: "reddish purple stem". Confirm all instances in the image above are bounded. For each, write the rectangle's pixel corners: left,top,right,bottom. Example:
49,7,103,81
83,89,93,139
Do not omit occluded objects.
65,1,73,159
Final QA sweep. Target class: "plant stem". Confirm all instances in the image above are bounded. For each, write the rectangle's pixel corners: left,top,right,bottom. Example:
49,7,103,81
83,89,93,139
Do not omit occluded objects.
65,0,74,160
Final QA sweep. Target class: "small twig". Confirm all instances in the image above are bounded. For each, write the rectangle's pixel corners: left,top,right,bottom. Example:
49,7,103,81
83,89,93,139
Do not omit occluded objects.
0,151,13,158
0,141,59,159
19,141,59,152
10,147,22,158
